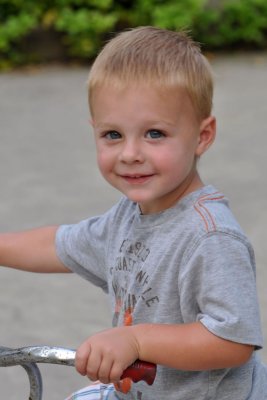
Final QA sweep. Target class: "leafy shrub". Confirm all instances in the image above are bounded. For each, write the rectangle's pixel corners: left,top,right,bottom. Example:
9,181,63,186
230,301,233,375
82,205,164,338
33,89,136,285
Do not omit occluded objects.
195,0,267,48
0,0,40,67
0,0,119,68
54,7,118,57
129,0,267,49
130,0,207,29
0,0,267,69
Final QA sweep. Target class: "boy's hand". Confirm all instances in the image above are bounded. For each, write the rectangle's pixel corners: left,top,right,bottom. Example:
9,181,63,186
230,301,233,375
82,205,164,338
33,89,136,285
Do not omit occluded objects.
75,326,140,384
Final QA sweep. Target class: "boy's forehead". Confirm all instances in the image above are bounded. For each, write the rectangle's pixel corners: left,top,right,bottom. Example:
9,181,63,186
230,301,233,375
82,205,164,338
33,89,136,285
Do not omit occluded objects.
89,82,188,110
90,83,198,126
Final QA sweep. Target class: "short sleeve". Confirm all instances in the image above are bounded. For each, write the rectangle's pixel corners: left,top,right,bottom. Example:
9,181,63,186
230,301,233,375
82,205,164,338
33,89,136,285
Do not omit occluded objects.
178,232,263,348
56,211,115,292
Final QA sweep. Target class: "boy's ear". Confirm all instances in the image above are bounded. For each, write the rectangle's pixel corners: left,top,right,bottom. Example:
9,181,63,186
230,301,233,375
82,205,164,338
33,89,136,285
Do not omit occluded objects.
195,116,216,157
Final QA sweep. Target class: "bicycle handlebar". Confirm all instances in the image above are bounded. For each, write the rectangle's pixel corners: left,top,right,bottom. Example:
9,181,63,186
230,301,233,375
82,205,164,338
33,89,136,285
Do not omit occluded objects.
0,346,157,400
0,346,76,367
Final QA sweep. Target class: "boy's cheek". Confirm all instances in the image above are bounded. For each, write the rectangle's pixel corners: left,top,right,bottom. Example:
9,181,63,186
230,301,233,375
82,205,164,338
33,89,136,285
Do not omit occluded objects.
97,154,113,176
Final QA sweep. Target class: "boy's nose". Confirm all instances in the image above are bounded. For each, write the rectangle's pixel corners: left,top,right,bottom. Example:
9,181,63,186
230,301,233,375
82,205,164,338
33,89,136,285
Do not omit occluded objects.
119,139,144,164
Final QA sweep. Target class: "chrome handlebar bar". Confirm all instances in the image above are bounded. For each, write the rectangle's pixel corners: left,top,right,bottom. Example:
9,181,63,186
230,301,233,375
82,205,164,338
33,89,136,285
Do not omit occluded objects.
0,345,157,399
0,346,76,400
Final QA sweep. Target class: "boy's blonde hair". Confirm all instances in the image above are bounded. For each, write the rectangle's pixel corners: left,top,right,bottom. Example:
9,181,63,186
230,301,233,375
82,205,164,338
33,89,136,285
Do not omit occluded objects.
88,26,213,120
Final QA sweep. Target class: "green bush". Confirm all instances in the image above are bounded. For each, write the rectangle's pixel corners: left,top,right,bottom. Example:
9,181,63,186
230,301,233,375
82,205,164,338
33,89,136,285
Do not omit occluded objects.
129,0,267,49
0,0,119,68
0,0,40,67
1,0,267,69
194,0,267,48
130,0,207,29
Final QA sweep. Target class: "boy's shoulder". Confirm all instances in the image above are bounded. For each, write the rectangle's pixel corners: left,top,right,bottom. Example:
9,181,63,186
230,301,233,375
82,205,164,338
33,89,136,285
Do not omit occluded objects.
177,185,254,263
173,186,257,281
169,185,239,232
167,185,249,248
186,185,242,235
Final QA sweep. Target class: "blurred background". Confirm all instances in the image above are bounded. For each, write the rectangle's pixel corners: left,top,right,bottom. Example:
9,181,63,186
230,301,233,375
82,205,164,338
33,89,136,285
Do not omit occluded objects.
1,0,267,70
1,0,267,399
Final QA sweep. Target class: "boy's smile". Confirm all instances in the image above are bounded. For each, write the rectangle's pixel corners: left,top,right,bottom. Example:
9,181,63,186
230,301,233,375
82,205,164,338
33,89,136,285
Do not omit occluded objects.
120,174,154,184
91,84,215,214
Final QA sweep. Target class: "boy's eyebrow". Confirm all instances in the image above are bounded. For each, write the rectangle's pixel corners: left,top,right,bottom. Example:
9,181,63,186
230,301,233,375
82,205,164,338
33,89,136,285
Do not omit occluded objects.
93,121,121,130
144,119,176,127
93,119,177,129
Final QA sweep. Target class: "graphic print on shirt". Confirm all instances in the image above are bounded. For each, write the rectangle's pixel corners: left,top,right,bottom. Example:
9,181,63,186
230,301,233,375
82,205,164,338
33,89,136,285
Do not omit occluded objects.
111,238,160,326
110,238,159,398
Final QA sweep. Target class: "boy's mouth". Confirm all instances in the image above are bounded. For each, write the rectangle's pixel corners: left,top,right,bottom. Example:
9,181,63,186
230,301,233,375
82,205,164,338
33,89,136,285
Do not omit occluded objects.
120,174,154,184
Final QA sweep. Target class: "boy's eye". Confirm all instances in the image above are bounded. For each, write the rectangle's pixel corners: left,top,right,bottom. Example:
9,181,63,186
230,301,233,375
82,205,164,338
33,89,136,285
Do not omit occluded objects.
105,131,121,140
146,130,165,139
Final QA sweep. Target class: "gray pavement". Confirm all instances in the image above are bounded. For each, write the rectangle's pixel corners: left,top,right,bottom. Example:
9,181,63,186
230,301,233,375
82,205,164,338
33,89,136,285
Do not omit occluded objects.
0,53,267,399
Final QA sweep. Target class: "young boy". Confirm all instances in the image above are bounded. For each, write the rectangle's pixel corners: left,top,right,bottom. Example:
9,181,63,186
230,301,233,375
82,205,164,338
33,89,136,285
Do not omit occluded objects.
0,26,266,399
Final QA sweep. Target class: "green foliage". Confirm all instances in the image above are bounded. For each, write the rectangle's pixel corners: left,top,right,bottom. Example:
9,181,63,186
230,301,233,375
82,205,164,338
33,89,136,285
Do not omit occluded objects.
130,0,267,49
130,0,208,29
194,0,267,48
1,0,267,69
0,0,40,68
52,0,118,57
0,12,38,52
0,0,118,68
55,7,118,57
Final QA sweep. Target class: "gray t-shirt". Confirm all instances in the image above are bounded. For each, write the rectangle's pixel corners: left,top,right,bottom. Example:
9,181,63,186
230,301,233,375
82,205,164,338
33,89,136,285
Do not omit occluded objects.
56,185,267,399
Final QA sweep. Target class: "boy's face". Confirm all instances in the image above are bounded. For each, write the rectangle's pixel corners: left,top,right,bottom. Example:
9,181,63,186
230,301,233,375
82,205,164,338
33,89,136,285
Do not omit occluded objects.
91,84,215,214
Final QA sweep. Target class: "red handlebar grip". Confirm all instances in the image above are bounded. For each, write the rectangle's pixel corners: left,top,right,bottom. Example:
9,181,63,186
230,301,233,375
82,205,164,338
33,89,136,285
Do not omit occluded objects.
121,360,157,385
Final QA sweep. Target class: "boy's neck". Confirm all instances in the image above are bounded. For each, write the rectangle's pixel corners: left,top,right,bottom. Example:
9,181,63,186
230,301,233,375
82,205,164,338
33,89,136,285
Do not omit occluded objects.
139,172,204,215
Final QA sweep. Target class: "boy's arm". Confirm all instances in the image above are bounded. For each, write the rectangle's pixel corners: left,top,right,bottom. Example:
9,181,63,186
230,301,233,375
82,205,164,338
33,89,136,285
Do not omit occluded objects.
0,226,70,273
75,322,253,383
133,322,253,370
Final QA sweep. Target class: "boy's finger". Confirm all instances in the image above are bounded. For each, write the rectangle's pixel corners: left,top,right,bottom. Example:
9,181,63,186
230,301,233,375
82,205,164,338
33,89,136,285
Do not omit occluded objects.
109,361,124,383
97,357,115,383
75,342,92,376
85,349,102,381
